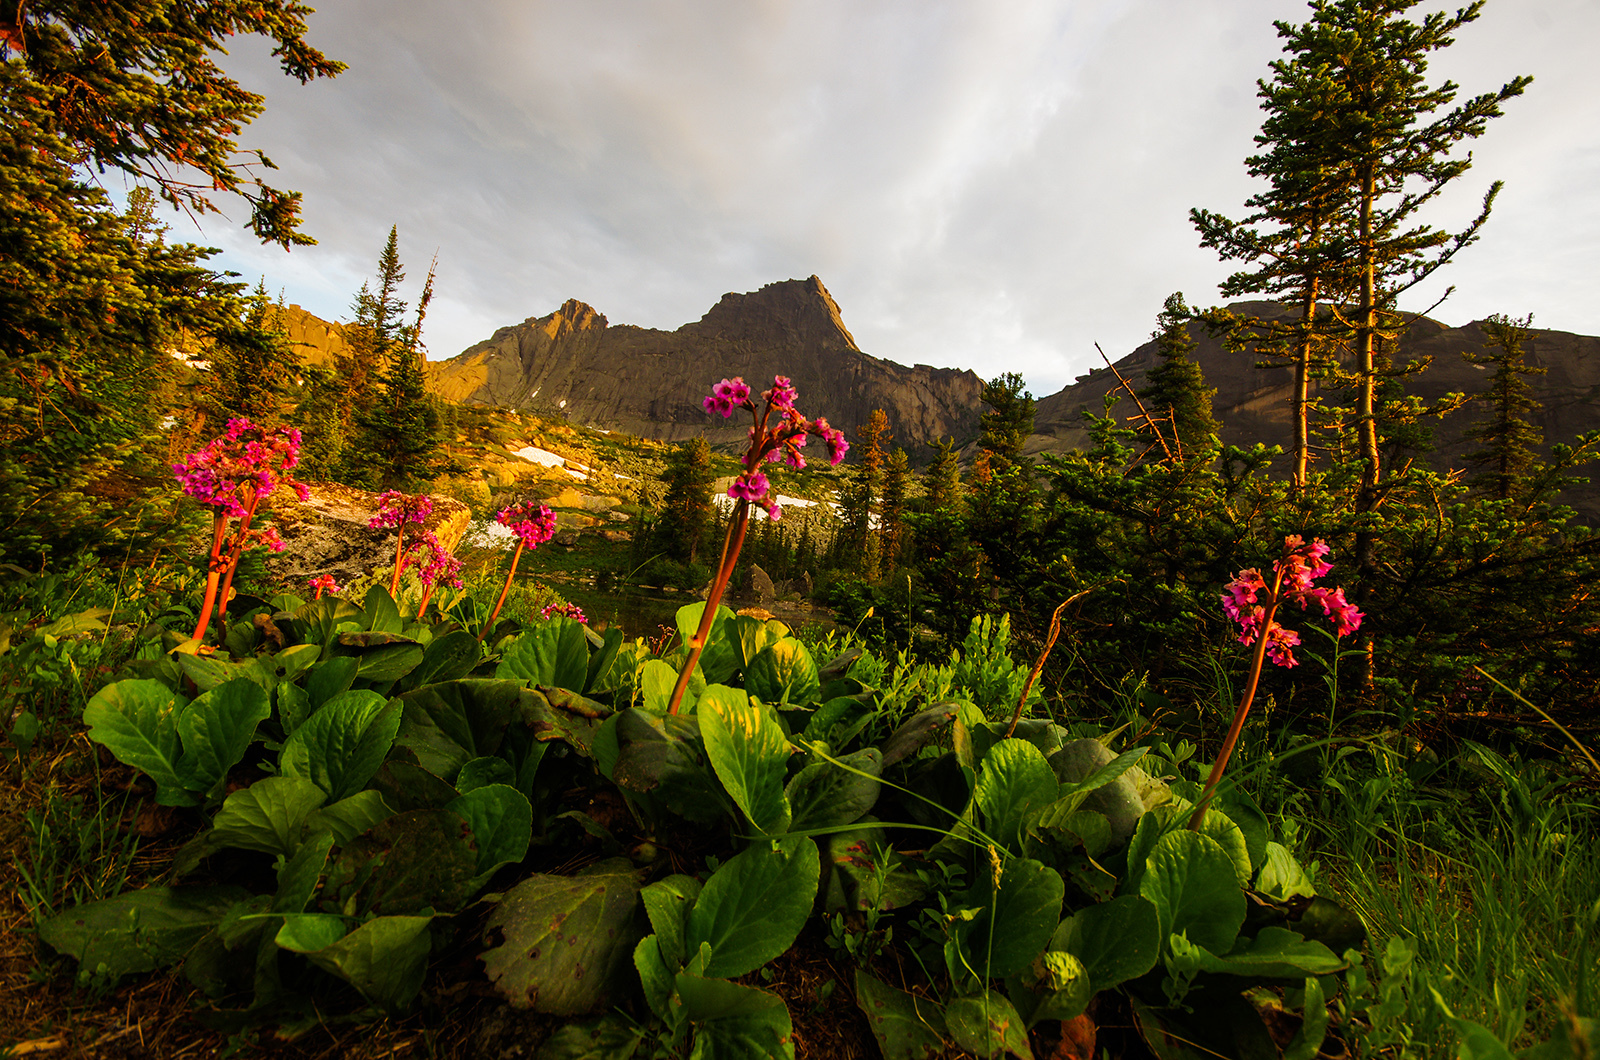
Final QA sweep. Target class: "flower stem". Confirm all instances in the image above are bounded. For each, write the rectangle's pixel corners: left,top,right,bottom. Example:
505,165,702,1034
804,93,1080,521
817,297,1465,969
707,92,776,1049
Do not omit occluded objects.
1190,564,1287,831
389,527,407,599
189,513,232,643
212,490,261,643
479,538,525,643
667,500,750,715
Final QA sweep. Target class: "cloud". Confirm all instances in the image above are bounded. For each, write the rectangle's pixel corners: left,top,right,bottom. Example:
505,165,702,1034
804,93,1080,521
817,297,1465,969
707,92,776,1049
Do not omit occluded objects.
162,0,1600,396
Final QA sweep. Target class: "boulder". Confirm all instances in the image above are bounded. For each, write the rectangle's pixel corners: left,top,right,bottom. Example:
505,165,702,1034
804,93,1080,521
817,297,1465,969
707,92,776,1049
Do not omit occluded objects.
749,564,776,605
264,482,471,589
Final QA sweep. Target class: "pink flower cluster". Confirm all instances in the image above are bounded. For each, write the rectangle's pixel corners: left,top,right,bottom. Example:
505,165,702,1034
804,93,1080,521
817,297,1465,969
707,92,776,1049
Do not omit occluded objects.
497,501,558,548
540,602,588,623
410,532,464,589
369,491,433,530
172,418,307,517
1223,535,1363,667
248,524,285,554
308,573,341,599
702,375,851,520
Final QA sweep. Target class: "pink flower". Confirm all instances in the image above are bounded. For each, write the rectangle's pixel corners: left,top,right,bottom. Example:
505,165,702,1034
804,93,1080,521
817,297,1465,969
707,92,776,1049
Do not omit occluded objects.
728,471,770,502
540,602,588,623
308,573,340,598
172,419,305,517
765,375,798,410
369,491,432,530
411,533,463,589
703,377,753,418
1222,536,1361,669
497,501,558,549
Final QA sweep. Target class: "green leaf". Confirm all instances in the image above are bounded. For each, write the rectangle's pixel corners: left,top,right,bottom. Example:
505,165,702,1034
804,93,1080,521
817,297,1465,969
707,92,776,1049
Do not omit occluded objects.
786,748,882,831
446,783,533,877
584,627,625,694
854,971,949,1060
495,616,589,691
293,596,366,656
277,680,312,736
38,886,250,985
699,685,792,834
321,809,480,917
1029,950,1093,1024
730,614,789,669
480,858,646,1015
404,629,482,690
975,738,1058,850
395,678,535,779
81,679,193,806
825,824,926,913
369,757,462,812
176,678,271,798
610,709,727,824
744,638,820,705
364,583,403,634
301,790,395,847
1256,841,1317,900
209,776,328,856
456,755,516,793
274,913,350,953
944,991,1032,1060
634,934,679,1024
686,838,820,978
801,695,878,751
1193,807,1252,889
1284,976,1327,1060
639,658,680,715
958,857,1064,979
640,874,703,968
299,914,434,1014
340,638,425,685
677,602,739,684
879,703,960,768
279,689,401,800
275,833,335,914
675,974,796,1060
1139,830,1247,956
539,1016,645,1060
306,655,359,710
1051,894,1161,993
1197,927,1344,978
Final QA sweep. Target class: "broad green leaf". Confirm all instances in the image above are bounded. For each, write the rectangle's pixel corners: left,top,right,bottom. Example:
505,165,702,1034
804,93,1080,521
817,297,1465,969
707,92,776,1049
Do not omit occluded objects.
209,776,328,856
686,838,820,979
640,874,702,968
744,637,820,705
675,974,795,1060
305,655,359,711
825,824,926,913
699,685,792,834
610,709,727,825
1195,926,1344,978
1052,894,1161,993
879,703,960,768
481,858,647,1015
801,695,878,751
1030,949,1093,1024
1256,841,1317,900
275,833,335,914
584,627,625,694
369,757,462,812
396,678,537,778
364,583,403,634
447,783,533,877
176,650,254,694
301,790,395,847
293,596,365,658
975,738,1058,850
277,680,312,736
273,642,321,683
405,629,482,690
456,755,516,792
540,1016,645,1060
854,971,948,1060
176,678,271,798
634,935,678,1024
1139,830,1246,956
531,686,612,755
274,913,350,953
38,886,249,985
81,679,193,806
279,690,401,800
944,991,1030,1060
730,614,789,669
341,638,425,685
1194,807,1252,888
676,602,739,684
786,748,882,832
495,616,589,691
639,658,680,714
321,809,479,917
958,857,1064,979
1285,976,1327,1060
301,914,434,1013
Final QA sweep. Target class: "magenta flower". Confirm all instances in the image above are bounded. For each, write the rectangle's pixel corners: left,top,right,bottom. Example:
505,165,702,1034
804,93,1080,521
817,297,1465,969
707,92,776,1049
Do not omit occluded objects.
540,602,588,623
728,471,770,502
765,375,798,411
497,501,558,548
369,491,433,530
1221,536,1362,667
308,574,341,599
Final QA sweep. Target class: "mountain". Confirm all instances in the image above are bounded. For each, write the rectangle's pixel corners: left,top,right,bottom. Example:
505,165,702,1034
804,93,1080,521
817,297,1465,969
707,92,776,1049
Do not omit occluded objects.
428,276,985,457
1029,301,1600,519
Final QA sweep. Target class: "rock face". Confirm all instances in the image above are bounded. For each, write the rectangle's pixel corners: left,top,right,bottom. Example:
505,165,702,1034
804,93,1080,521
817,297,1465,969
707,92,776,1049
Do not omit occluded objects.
1029,301,1600,520
264,482,472,588
429,276,984,459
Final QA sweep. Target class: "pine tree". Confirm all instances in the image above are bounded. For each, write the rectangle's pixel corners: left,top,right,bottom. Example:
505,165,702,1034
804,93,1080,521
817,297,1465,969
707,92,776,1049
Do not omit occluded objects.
840,410,890,578
978,373,1034,471
1136,294,1221,463
653,438,716,563
880,447,910,570
925,438,964,514
1463,314,1545,501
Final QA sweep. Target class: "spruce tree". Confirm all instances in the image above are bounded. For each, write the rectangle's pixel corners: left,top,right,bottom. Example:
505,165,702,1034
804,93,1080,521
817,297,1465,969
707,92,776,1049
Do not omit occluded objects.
1136,294,1221,463
1463,314,1545,501
652,438,716,564
880,447,910,571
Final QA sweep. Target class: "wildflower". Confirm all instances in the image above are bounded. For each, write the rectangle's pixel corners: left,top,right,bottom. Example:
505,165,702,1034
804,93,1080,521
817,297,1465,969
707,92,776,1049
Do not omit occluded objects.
728,470,770,502
308,574,340,600
409,532,462,618
480,499,561,641
1221,536,1361,667
540,601,588,623
369,491,433,599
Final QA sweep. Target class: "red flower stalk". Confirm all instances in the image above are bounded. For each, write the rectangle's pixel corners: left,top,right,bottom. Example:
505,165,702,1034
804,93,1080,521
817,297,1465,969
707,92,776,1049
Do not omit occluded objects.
1191,536,1362,829
308,574,340,600
479,501,558,642
410,531,463,618
173,419,305,644
369,491,433,599
667,375,848,715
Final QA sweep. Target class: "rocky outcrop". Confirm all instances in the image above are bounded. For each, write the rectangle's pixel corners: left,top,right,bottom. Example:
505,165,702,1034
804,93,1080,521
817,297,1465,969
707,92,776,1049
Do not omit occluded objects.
264,483,472,588
1029,301,1600,519
429,276,984,460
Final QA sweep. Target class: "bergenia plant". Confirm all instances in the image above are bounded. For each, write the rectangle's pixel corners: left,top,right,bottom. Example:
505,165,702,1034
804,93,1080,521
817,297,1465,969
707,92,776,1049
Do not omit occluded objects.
410,531,463,618
368,491,433,599
540,602,587,623
172,418,306,644
667,374,848,714
307,574,340,600
480,501,559,642
1191,535,1363,828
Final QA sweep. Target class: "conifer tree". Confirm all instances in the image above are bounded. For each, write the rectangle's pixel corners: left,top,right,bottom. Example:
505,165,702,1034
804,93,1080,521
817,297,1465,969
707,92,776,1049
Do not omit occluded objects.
840,410,889,578
925,438,964,515
1463,314,1545,501
652,438,716,564
1137,294,1221,463
880,447,910,570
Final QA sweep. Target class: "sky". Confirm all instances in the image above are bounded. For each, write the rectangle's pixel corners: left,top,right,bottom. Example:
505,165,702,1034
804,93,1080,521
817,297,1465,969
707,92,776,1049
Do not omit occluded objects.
147,0,1600,397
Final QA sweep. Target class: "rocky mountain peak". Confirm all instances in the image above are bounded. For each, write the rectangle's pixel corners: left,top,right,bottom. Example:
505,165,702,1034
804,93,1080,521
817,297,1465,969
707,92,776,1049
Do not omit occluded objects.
691,275,861,353
538,299,607,340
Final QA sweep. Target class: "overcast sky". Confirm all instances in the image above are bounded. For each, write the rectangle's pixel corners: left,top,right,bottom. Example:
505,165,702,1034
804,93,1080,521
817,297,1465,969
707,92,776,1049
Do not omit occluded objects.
151,0,1600,397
